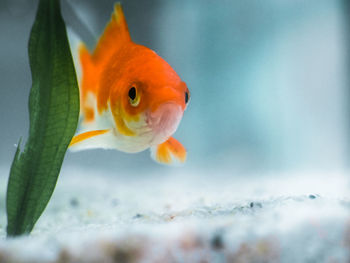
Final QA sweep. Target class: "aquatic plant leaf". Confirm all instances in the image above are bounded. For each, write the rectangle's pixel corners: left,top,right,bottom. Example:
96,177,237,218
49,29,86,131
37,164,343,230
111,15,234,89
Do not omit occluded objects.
6,0,79,236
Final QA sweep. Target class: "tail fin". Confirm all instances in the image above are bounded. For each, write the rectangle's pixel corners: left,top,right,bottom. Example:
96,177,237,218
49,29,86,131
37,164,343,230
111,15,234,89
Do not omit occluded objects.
92,3,132,64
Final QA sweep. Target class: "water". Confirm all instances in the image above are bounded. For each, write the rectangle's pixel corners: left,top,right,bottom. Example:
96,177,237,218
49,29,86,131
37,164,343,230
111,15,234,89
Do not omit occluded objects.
0,0,348,175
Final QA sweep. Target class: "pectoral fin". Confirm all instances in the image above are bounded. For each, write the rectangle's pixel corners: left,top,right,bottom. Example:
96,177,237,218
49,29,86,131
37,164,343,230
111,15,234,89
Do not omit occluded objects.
150,137,187,165
69,129,111,151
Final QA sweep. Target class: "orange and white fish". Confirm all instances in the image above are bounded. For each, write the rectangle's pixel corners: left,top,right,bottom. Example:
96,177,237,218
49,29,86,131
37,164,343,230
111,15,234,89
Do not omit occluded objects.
69,3,190,165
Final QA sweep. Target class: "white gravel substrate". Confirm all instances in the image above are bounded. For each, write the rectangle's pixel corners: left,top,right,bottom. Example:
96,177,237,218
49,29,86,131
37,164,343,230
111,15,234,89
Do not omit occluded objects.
0,165,349,262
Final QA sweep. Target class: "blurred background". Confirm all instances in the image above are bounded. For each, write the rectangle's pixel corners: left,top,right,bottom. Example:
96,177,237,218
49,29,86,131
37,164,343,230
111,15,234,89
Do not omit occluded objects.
0,0,349,175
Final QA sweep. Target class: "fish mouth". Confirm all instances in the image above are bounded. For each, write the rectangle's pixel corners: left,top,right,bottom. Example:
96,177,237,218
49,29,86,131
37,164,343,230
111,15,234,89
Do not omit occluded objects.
146,103,183,145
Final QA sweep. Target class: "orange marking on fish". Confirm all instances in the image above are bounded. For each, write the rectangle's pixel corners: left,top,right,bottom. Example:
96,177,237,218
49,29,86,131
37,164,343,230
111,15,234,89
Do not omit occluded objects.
112,105,135,136
85,107,94,122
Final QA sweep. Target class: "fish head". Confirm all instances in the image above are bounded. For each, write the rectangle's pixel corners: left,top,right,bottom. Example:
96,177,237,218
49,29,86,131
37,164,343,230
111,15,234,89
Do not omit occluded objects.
109,46,190,151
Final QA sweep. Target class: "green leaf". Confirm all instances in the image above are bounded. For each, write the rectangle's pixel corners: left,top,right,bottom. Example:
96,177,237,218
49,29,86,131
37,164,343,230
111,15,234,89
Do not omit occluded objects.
6,0,79,236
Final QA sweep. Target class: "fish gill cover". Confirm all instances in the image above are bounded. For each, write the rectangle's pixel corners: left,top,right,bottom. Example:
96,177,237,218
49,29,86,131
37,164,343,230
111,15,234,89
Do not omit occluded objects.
6,0,79,236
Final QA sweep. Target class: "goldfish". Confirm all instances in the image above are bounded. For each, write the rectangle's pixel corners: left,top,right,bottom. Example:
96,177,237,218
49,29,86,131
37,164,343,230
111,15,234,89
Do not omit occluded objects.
69,3,190,165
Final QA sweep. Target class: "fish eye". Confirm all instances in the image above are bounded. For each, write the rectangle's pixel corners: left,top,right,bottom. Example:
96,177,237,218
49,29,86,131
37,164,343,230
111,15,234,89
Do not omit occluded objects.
128,87,136,100
185,91,189,104
128,86,140,107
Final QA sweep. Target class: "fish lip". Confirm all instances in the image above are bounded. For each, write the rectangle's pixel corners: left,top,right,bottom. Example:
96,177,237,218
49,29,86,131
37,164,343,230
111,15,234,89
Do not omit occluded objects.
146,102,183,145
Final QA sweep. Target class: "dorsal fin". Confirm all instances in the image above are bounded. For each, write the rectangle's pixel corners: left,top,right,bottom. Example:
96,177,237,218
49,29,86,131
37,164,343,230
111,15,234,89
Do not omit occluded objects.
92,3,131,64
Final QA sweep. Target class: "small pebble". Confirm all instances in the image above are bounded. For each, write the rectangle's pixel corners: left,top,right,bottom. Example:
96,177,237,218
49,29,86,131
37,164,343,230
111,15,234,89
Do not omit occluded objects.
250,202,262,208
70,198,79,207
309,194,316,199
211,233,224,249
111,198,119,207
133,214,143,219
